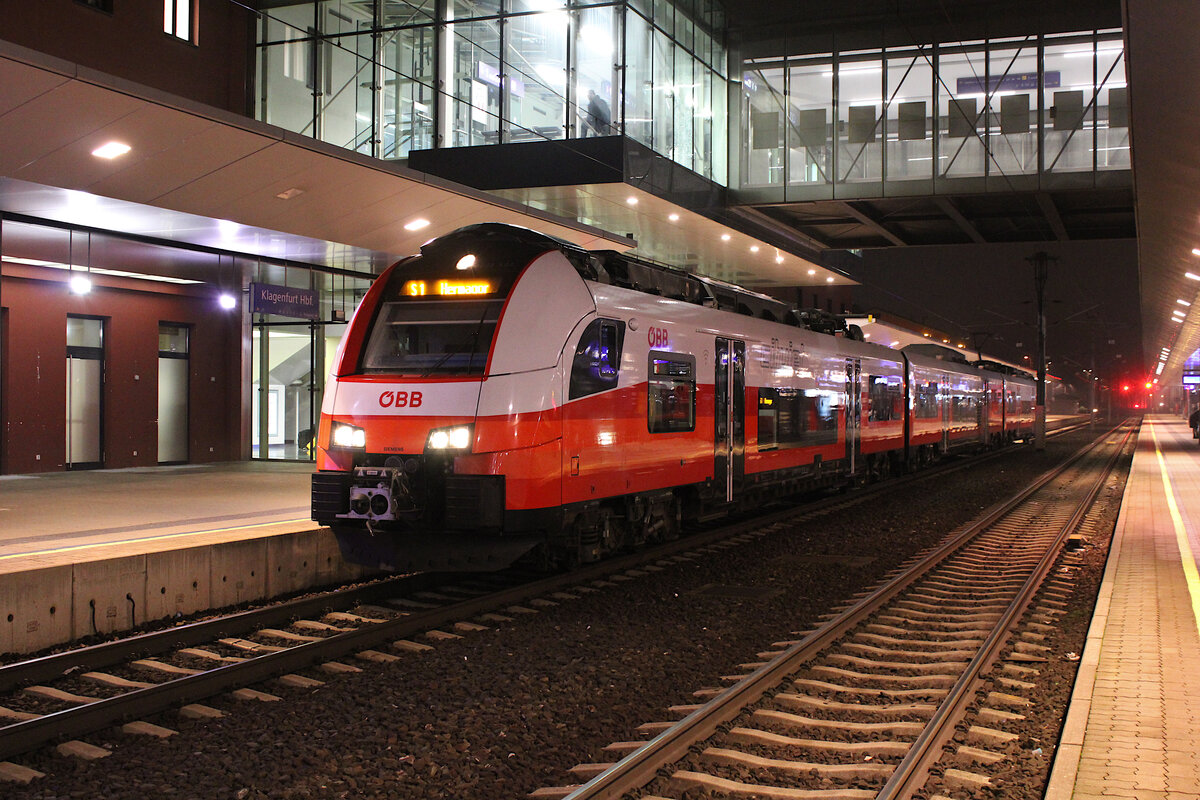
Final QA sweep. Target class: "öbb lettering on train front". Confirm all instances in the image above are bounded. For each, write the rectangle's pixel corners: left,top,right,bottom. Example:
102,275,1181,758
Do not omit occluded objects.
378,390,423,408
648,326,669,348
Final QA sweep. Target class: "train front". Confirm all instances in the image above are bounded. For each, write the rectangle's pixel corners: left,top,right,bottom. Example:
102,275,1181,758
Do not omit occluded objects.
311,224,581,572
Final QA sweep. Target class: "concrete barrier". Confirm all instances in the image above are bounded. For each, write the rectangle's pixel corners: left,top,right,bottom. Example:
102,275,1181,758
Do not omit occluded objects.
0,529,375,656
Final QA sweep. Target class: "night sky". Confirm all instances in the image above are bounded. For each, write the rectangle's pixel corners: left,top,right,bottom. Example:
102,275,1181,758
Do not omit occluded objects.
846,238,1141,397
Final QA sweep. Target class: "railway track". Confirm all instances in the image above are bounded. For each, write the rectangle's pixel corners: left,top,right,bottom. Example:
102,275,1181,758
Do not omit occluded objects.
534,420,1134,800
0,418,1092,778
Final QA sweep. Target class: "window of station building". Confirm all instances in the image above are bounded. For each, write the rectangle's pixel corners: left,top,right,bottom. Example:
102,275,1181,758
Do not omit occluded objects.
380,26,438,158
506,9,569,142
574,5,617,141
648,353,695,433
836,52,884,184
450,18,503,146
741,61,786,188
937,43,988,178
164,0,195,43
158,324,189,355
569,319,624,399
987,39,1040,178
787,58,832,186
1044,33,1126,175
884,47,934,182
757,387,839,450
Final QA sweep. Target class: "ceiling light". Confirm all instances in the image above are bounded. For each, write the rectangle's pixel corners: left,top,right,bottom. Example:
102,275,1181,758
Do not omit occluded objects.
404,218,430,231
91,141,131,159
275,188,304,200
626,196,638,205
807,269,816,276
668,213,680,222
775,255,784,264
69,274,92,295
1193,248,1200,256
750,245,760,253
826,277,835,283
1187,272,1200,281
1179,299,1192,306
218,293,237,310
721,233,731,241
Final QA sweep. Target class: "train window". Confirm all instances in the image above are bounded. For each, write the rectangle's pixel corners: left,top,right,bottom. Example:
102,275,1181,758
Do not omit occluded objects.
648,354,696,433
570,319,625,399
914,381,940,419
951,392,978,423
867,375,902,422
757,387,839,449
360,299,503,375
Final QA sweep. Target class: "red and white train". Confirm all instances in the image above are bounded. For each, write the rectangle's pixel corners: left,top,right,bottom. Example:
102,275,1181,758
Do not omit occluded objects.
312,223,1036,571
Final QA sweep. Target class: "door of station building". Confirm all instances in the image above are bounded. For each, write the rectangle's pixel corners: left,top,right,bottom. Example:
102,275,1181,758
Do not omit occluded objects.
251,321,346,461
157,323,189,464
714,337,745,503
65,316,104,470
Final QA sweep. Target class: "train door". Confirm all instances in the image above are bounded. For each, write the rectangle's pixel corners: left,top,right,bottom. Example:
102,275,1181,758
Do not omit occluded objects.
714,338,745,503
845,358,861,474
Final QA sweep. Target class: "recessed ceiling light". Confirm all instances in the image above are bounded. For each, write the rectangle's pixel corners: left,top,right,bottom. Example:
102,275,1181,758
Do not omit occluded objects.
404,218,430,231
720,233,731,241
807,269,816,276
91,141,131,159
826,277,835,283
750,245,759,253
1192,248,1200,256
626,196,638,205
668,213,680,222
1187,272,1200,281
775,255,784,264
1179,298,1192,306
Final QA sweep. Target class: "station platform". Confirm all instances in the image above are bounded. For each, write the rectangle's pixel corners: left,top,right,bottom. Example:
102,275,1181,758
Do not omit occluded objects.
1046,415,1200,799
0,461,317,573
0,461,358,655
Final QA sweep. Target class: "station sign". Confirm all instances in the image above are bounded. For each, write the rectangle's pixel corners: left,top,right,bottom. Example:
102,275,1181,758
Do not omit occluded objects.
250,282,319,320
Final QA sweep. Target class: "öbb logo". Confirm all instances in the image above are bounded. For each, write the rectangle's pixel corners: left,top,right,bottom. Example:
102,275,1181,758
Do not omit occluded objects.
648,326,669,348
379,390,423,408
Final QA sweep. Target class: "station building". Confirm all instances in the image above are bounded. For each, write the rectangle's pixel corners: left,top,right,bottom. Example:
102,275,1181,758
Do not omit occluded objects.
0,0,1135,474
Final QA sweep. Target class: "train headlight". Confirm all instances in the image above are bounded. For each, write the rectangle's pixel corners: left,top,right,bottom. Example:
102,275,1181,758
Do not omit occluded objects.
331,422,366,449
426,425,473,451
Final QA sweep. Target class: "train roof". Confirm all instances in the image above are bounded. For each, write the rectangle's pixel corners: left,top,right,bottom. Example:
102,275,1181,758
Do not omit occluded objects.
424,223,864,341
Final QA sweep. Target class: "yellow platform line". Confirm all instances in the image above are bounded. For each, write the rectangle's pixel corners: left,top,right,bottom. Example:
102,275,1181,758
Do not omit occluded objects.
1152,421,1200,641
0,518,313,562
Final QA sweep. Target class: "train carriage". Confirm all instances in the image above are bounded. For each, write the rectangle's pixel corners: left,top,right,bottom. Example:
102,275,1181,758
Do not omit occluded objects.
313,223,1033,571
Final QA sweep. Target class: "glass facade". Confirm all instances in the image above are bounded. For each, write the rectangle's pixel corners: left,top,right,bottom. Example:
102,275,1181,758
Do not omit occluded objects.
257,0,729,184
738,29,1128,194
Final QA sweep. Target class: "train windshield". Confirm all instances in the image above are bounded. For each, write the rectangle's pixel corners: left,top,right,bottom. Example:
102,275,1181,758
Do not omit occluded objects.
361,299,503,376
